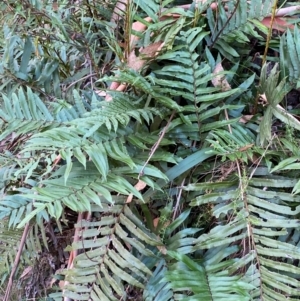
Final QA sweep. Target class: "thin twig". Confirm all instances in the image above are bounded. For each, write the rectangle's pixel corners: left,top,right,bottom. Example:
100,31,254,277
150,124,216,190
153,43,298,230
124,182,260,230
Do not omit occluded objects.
3,223,31,301
63,212,86,301
173,178,185,220
253,0,278,114
262,0,279,66
139,111,175,178
224,108,232,134
65,73,96,91
209,0,240,50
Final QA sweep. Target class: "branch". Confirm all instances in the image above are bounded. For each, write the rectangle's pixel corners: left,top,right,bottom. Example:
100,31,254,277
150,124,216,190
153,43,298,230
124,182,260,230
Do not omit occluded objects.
3,223,30,301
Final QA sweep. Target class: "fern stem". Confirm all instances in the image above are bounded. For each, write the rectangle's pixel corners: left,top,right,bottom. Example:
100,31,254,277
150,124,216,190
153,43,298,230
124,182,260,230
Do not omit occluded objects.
253,0,278,113
262,0,279,66
172,178,185,220
139,110,176,178
209,0,240,50
3,223,30,301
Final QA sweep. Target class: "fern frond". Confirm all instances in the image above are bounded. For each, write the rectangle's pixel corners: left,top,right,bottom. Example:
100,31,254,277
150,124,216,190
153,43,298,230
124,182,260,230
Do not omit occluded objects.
0,194,32,226
257,63,296,146
0,219,23,281
163,250,254,301
0,217,48,285
7,160,168,228
102,69,182,111
185,171,300,300
206,123,256,162
154,27,242,101
60,202,160,300
206,0,272,60
280,25,300,86
133,0,160,21
143,259,172,301
0,87,56,141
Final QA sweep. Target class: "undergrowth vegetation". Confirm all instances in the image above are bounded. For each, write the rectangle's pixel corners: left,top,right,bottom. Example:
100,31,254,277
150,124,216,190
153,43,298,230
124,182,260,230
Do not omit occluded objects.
1,0,300,300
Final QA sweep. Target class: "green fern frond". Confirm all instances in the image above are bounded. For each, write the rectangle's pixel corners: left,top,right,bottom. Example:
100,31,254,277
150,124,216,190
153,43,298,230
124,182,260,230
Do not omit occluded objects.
206,123,256,163
163,250,254,301
153,27,242,104
0,218,47,284
0,87,56,141
257,63,297,146
0,219,23,281
7,160,168,227
7,92,169,184
280,25,300,86
143,259,172,301
0,194,32,226
60,201,160,300
26,96,161,145
185,172,300,300
206,0,272,60
133,0,160,21
102,69,182,111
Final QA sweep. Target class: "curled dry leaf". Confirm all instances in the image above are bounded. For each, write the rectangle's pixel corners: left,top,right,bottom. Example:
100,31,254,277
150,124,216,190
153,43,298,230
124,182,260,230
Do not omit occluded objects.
239,115,254,123
153,217,169,255
258,93,268,106
127,41,164,71
153,217,159,228
261,16,295,32
126,180,147,203
105,41,164,101
130,17,152,48
157,245,168,255
153,218,170,229
212,62,231,91
238,144,254,152
59,280,65,290
20,266,33,279
94,89,107,97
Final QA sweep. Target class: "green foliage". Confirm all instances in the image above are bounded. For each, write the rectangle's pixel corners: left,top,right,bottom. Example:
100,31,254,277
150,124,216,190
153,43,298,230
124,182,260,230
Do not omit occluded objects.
1,0,300,300
280,25,300,87
185,173,300,300
206,0,273,60
61,202,159,300
164,250,254,301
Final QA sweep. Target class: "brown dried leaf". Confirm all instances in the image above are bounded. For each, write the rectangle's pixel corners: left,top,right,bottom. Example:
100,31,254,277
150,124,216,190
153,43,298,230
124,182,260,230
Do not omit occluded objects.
261,16,295,32
20,266,33,279
130,17,152,48
59,280,65,290
127,42,164,70
127,51,145,71
94,90,107,97
239,115,254,123
157,245,167,255
140,42,164,57
238,144,254,152
212,62,231,91
153,217,159,228
126,180,147,203
258,93,268,106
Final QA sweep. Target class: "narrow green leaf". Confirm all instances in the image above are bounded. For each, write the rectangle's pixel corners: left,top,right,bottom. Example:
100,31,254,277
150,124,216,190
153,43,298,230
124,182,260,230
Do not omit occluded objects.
20,37,32,74
120,213,160,246
17,205,46,228
73,147,86,169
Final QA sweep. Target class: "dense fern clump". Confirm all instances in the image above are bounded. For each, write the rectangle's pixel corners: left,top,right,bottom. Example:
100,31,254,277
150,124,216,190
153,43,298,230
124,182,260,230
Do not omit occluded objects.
1,0,300,300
